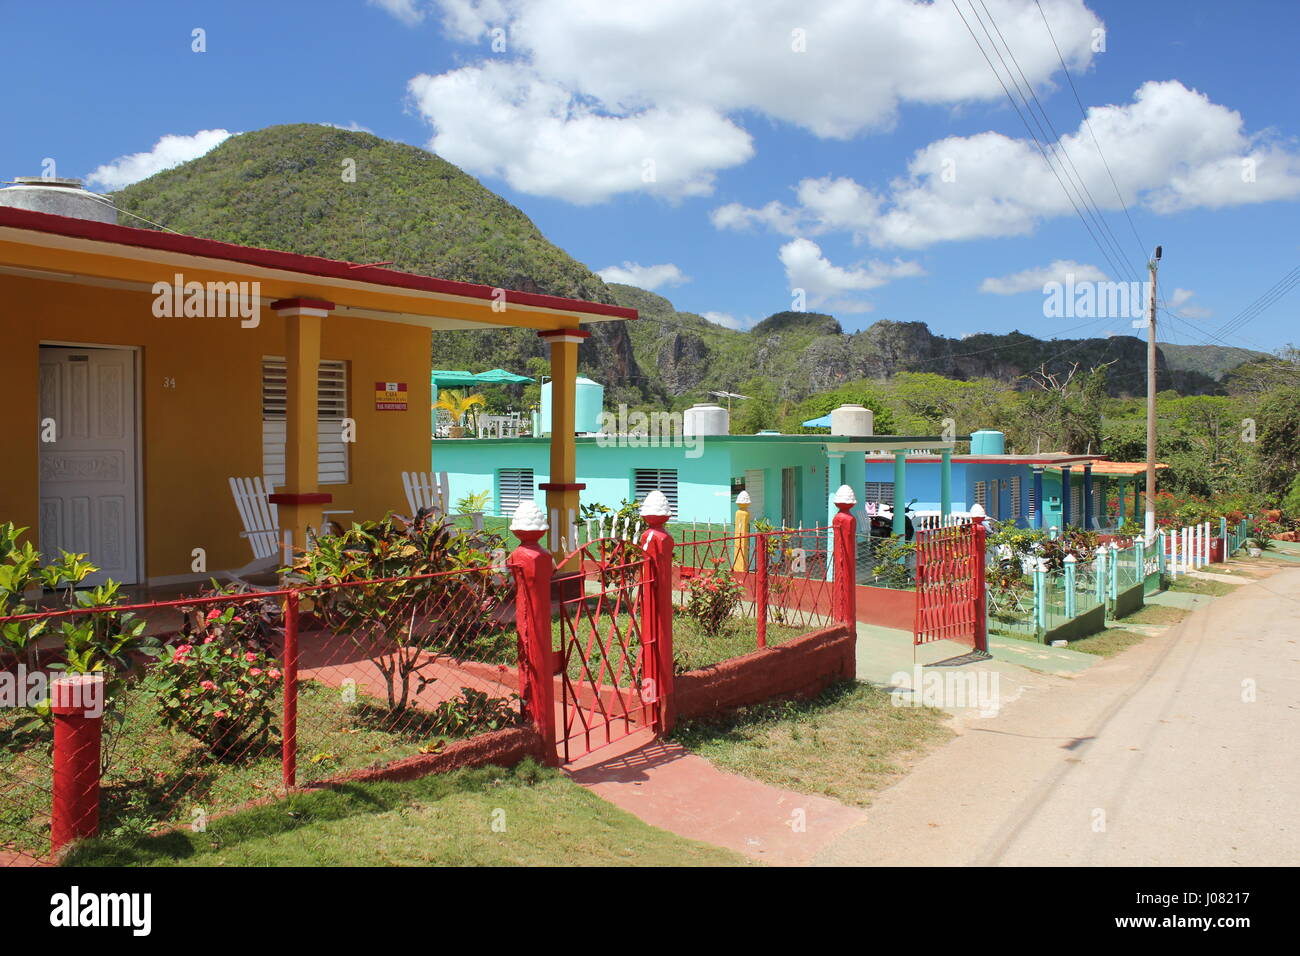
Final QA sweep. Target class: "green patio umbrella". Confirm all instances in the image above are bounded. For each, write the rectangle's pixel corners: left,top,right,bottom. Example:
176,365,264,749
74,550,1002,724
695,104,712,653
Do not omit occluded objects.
473,368,534,384
430,369,484,388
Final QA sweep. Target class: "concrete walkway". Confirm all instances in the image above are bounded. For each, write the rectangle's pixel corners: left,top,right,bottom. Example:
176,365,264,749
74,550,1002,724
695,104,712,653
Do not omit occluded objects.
815,561,1300,866
564,729,865,865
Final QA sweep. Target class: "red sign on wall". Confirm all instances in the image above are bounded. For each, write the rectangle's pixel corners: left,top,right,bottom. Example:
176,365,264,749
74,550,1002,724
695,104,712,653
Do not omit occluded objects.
375,381,408,411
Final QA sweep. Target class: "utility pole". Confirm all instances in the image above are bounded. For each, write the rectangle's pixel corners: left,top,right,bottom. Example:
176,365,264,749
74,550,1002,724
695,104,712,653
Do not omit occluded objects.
1144,245,1162,540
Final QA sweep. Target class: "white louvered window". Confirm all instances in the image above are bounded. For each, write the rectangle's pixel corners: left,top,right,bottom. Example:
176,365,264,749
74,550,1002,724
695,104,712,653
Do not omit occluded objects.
633,469,678,517
1070,485,1082,523
973,481,988,508
262,357,350,486
863,481,895,505
1010,476,1022,517
497,468,534,518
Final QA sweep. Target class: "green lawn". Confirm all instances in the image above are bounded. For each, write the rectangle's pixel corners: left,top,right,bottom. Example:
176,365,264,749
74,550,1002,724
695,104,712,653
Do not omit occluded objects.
0,677,512,855
670,680,952,808
62,760,750,867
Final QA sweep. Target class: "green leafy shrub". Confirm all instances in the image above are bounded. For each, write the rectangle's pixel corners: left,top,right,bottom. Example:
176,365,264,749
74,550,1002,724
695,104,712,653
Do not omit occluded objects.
290,511,509,715
427,687,521,737
870,534,914,588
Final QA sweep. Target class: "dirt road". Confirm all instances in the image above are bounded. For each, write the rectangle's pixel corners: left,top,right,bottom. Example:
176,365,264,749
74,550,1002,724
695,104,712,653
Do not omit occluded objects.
817,563,1300,866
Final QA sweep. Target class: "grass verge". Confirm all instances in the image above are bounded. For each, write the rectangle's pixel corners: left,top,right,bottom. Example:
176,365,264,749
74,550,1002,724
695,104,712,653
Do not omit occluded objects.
62,759,750,867
1117,603,1189,627
1069,627,1152,657
669,680,952,808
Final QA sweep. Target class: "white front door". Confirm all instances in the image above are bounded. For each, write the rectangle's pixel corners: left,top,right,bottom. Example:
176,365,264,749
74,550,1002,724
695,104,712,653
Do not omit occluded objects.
743,469,765,523
38,346,140,586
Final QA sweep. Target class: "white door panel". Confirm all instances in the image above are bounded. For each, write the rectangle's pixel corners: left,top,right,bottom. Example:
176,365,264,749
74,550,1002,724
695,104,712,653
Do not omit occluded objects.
38,347,139,586
743,469,765,522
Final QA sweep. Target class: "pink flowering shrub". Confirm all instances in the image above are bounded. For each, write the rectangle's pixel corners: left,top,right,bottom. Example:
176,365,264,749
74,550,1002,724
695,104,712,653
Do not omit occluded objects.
682,560,745,637
143,606,282,760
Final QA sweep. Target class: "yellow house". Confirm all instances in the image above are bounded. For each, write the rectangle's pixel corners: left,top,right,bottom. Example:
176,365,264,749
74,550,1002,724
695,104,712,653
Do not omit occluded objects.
0,198,635,586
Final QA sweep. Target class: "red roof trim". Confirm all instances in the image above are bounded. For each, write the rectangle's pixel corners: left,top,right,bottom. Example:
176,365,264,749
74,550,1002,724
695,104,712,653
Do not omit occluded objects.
0,206,637,321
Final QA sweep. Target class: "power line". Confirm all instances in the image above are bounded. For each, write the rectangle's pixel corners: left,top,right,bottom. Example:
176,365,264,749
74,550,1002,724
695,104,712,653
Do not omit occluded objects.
972,0,1139,284
948,0,1137,284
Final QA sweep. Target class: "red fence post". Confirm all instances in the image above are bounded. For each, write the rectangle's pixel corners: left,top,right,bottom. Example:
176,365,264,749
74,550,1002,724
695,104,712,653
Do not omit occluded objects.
755,531,769,648
971,511,989,653
639,504,676,734
282,590,300,790
832,488,858,627
508,507,559,764
50,673,104,856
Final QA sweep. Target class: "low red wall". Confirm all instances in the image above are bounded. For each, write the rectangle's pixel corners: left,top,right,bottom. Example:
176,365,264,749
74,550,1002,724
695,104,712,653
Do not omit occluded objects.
306,726,544,786
675,624,856,720
853,584,915,631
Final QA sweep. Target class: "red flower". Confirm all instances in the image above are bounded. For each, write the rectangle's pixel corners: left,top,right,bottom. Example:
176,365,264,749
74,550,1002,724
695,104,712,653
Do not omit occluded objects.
245,652,257,662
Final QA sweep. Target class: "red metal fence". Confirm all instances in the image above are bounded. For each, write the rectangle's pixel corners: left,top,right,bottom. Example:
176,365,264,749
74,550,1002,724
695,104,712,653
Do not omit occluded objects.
913,517,988,651
0,565,522,865
1,504,862,861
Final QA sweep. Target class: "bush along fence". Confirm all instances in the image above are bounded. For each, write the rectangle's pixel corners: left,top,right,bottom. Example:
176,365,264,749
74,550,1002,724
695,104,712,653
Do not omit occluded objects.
0,511,535,865
2,494,863,861
987,516,1255,644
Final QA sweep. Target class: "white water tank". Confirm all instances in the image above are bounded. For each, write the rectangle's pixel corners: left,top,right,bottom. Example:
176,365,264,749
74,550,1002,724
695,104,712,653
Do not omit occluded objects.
683,402,730,437
830,404,873,437
0,177,117,224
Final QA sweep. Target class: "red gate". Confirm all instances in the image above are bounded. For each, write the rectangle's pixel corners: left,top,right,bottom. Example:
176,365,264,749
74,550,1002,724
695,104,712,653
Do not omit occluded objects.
913,518,987,651
554,537,659,762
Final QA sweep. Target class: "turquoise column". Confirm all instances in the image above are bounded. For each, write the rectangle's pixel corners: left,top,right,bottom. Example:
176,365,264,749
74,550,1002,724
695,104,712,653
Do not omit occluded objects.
940,448,952,519
826,452,843,582
1118,478,1127,524
892,450,907,537
1032,467,1044,530
843,450,867,529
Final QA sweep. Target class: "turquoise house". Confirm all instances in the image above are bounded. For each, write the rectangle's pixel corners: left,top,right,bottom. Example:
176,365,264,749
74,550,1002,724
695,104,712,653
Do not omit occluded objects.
439,429,956,530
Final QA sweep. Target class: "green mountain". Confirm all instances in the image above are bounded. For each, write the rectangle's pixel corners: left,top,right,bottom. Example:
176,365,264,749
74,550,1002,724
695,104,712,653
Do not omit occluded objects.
109,122,646,396
110,123,1262,406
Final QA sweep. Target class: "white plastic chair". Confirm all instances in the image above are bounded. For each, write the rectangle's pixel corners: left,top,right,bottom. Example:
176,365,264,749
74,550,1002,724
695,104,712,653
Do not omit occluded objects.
402,471,450,517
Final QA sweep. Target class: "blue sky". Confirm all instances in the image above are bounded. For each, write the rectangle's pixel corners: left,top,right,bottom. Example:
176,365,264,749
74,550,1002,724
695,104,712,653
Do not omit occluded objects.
2,0,1297,352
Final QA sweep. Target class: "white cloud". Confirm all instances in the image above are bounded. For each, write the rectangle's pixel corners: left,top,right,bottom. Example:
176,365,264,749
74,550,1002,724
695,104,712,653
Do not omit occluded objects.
407,0,1101,203
87,130,234,190
701,310,749,330
322,121,374,133
408,63,752,203
1168,287,1213,319
980,260,1108,295
368,0,428,25
716,81,1300,248
779,238,924,313
596,261,689,291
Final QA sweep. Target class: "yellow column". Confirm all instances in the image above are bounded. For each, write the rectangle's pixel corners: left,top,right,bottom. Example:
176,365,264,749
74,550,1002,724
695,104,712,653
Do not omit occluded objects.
538,327,588,557
733,494,752,571
270,298,333,561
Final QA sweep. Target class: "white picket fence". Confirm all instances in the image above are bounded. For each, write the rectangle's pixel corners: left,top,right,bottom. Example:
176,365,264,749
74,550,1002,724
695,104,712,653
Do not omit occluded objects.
1157,520,1214,579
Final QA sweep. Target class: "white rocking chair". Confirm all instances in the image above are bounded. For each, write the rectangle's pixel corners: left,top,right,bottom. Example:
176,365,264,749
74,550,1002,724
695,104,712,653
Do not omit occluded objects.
227,476,352,582
402,471,450,518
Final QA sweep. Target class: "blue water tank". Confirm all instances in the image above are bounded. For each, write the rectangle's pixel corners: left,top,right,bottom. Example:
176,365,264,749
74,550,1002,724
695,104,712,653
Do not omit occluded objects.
970,429,1005,455
540,378,604,434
